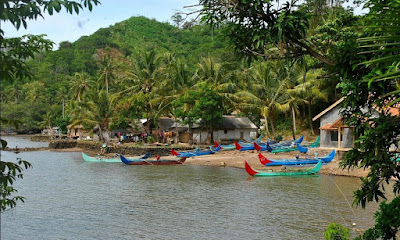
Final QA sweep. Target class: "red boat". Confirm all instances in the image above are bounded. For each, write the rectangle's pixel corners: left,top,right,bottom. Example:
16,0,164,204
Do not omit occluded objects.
120,155,187,165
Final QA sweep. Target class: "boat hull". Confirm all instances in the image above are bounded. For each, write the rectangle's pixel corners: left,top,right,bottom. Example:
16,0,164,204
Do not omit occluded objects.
245,159,322,176
259,150,336,166
120,155,186,165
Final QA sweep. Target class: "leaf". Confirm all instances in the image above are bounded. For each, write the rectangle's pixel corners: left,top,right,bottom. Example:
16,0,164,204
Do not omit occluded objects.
0,139,7,149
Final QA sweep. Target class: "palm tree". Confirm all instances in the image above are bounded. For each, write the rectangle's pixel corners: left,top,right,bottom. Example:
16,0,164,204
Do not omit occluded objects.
97,55,116,94
70,72,94,102
69,90,114,142
157,57,195,143
39,112,53,138
193,56,236,113
121,49,163,135
234,61,285,138
56,86,69,119
286,68,327,135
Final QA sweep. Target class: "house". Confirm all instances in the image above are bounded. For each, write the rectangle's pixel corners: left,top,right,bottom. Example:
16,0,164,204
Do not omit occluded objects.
312,97,400,149
67,124,90,140
192,115,258,144
312,97,354,149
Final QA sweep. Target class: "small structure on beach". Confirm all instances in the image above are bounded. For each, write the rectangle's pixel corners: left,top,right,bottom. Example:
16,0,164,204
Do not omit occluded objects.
312,97,354,149
67,124,90,140
192,115,258,144
312,98,400,150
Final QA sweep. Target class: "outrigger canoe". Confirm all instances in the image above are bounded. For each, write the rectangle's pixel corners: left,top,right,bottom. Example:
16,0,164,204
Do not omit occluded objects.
120,155,186,165
254,142,308,153
258,150,335,166
171,145,221,157
82,152,150,162
245,159,322,176
214,135,264,151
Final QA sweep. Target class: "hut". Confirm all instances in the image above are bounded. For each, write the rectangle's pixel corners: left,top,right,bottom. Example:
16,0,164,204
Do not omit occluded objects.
67,124,90,140
192,115,258,144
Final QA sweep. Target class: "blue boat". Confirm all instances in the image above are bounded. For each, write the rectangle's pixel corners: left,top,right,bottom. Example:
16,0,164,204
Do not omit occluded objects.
258,150,336,166
214,135,263,151
171,145,221,157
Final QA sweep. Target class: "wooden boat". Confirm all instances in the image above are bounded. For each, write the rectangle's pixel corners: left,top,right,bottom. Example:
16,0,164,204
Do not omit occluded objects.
171,145,221,157
245,159,322,176
258,150,336,166
303,136,320,148
82,152,150,163
254,142,308,154
120,155,187,165
214,135,263,151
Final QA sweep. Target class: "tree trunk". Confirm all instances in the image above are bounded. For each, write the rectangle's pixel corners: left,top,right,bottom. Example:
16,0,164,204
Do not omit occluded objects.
307,101,315,136
270,117,276,138
188,122,192,145
291,106,296,140
62,98,65,119
263,116,271,138
174,115,179,144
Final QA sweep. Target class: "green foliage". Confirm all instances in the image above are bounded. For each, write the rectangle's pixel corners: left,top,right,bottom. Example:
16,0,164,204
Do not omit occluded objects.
0,158,32,212
361,196,400,240
324,222,350,240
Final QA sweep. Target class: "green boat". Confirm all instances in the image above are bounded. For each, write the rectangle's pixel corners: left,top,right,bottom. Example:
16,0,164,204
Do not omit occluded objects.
245,159,322,177
82,152,150,162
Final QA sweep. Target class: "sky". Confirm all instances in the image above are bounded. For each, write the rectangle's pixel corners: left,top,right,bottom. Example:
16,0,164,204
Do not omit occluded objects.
2,0,199,49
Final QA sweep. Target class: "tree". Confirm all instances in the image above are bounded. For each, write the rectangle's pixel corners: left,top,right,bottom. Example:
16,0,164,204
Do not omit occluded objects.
286,68,327,135
97,54,116,93
199,0,335,65
0,0,100,212
70,72,94,102
123,49,163,134
187,82,223,144
171,13,184,28
235,61,282,138
70,90,114,142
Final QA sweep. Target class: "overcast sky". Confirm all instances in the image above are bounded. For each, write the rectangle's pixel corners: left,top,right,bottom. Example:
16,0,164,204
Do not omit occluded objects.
2,0,199,49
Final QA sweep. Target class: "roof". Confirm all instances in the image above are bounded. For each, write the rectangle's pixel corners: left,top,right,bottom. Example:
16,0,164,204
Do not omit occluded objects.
218,116,257,129
157,117,175,131
312,97,345,122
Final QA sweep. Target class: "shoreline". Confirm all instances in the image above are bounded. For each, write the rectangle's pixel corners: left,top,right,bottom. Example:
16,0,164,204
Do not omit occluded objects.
5,145,369,178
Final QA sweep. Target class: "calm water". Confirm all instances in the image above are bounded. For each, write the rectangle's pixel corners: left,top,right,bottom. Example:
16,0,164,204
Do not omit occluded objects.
0,137,383,239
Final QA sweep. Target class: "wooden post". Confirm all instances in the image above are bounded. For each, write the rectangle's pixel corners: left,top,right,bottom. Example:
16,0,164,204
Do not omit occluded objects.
338,127,342,149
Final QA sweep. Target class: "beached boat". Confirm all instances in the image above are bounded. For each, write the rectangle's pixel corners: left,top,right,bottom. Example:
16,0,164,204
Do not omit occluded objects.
171,145,221,157
254,142,308,154
258,150,335,166
120,155,187,165
214,135,263,151
82,152,150,163
245,159,322,176
303,136,320,148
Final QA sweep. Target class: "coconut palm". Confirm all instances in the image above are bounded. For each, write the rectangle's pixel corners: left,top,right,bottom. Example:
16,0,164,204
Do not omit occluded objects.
69,90,114,142
193,56,236,113
121,49,163,134
157,57,195,143
97,55,116,94
39,112,53,138
286,68,327,135
234,61,286,138
70,72,94,102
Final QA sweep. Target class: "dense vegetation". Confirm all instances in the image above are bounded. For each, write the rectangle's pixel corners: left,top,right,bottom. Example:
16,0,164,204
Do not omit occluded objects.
0,15,339,139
